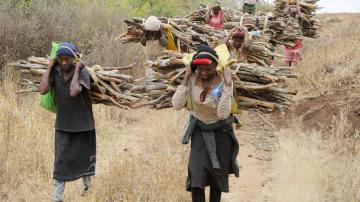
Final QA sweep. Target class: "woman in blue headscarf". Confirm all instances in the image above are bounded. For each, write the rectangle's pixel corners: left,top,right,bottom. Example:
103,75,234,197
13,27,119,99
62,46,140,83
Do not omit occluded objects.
39,42,96,202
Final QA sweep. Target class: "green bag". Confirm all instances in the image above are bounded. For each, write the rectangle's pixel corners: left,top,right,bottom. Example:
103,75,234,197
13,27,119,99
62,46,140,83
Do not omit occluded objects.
49,42,60,59
40,89,56,113
40,42,59,113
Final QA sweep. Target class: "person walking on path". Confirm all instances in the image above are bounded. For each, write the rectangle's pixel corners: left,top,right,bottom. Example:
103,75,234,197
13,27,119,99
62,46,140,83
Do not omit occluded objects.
39,42,96,202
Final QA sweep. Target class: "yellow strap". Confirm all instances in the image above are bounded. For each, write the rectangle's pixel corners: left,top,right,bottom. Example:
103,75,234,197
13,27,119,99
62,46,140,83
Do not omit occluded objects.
163,25,178,51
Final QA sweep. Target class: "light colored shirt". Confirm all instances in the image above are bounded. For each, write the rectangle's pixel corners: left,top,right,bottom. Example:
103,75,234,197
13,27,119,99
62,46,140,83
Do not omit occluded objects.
143,40,166,81
172,72,233,124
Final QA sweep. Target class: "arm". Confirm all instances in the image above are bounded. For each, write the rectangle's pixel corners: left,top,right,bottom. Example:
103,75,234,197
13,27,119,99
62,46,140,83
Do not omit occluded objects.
220,10,225,24
217,68,233,119
38,59,55,95
159,29,168,47
224,32,233,47
224,27,237,47
242,26,250,48
205,4,211,22
70,62,86,97
140,32,147,46
172,66,192,109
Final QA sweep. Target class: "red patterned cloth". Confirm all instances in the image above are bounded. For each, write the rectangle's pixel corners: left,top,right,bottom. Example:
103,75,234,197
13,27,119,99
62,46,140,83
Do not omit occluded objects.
208,11,224,30
284,39,303,62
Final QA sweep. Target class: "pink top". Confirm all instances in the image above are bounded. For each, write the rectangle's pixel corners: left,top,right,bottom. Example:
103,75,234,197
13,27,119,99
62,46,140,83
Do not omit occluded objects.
209,11,224,30
285,39,302,51
284,39,303,62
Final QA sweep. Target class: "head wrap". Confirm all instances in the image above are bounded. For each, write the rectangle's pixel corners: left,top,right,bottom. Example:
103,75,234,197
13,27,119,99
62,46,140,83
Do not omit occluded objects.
56,42,77,58
191,43,219,72
214,0,221,8
144,16,162,31
233,29,245,38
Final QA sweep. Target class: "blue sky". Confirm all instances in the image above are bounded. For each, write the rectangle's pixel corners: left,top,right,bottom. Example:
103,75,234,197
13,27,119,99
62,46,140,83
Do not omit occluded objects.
317,0,360,13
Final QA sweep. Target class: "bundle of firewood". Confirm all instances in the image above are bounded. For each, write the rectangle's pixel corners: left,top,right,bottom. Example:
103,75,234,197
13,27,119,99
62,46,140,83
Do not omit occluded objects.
274,0,320,38
7,57,147,109
7,54,298,112
185,4,244,22
185,4,304,46
142,51,298,111
117,17,286,66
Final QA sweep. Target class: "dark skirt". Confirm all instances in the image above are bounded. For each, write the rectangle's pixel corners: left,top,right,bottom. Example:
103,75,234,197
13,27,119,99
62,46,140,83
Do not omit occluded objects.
53,130,96,182
187,125,234,192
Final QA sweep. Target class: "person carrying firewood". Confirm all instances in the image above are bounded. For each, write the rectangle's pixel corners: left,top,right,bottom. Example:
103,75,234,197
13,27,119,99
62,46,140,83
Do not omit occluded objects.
172,43,239,202
224,26,250,63
283,38,303,66
285,0,301,18
38,42,96,202
141,16,178,83
241,0,259,15
205,1,225,30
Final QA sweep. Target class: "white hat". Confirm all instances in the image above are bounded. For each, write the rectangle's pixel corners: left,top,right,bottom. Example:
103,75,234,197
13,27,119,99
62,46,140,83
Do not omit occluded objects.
144,16,162,31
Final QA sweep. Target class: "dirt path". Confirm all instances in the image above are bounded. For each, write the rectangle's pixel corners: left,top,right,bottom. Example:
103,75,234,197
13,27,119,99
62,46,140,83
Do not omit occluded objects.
222,143,263,202
213,14,358,202
222,111,277,202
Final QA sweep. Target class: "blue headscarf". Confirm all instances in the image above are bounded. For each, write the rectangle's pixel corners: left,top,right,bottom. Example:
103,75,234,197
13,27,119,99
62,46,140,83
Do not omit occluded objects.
56,42,77,58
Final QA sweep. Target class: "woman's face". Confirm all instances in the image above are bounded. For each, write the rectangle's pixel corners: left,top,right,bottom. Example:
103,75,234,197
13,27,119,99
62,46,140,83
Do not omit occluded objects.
197,63,217,80
212,6,220,15
233,36,244,49
58,56,75,73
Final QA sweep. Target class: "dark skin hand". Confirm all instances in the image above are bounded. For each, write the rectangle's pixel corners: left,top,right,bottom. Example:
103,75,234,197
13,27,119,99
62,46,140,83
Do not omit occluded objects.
70,60,85,97
38,58,56,95
38,55,85,97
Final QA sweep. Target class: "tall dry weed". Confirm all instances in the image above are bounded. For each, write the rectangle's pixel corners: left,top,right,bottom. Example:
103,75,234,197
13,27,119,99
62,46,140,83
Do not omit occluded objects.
0,65,191,201
272,110,360,202
0,0,145,77
289,14,360,98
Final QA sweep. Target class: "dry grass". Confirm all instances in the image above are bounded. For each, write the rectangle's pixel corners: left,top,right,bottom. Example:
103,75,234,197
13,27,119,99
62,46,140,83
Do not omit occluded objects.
0,66,191,201
0,0,145,77
289,13,360,98
270,13,360,202
271,111,360,202
1,1,360,201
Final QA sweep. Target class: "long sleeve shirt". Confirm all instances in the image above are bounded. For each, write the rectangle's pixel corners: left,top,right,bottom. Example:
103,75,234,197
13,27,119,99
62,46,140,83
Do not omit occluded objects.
172,72,233,124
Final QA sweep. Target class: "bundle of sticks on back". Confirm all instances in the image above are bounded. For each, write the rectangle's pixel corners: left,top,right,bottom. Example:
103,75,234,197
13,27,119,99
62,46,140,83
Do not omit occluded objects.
274,0,321,38
141,51,299,112
117,16,287,66
7,57,148,109
224,16,303,48
8,53,298,112
185,4,303,47
185,3,244,22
